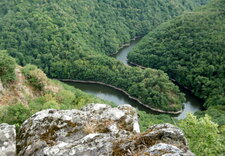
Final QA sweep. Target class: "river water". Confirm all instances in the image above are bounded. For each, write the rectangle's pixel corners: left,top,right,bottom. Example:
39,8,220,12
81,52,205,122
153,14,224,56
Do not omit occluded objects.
67,39,204,119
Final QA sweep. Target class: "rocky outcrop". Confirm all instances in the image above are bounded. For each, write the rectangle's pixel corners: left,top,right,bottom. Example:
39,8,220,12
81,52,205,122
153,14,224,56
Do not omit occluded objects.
15,104,194,156
0,67,35,105
0,66,61,106
17,104,140,156
112,123,193,156
0,123,16,156
0,104,194,155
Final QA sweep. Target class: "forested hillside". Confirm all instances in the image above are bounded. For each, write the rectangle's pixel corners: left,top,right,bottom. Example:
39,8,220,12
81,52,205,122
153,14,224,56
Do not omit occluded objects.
0,52,175,134
128,0,225,108
0,0,208,59
0,52,113,126
0,53,224,156
1,0,225,155
0,0,209,112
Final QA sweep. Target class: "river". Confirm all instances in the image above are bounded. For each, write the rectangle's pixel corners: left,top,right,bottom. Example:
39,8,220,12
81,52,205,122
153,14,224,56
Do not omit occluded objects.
66,81,158,115
66,39,204,119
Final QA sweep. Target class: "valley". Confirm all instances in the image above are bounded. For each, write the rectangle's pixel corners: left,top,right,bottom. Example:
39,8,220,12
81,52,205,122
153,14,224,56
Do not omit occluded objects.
0,0,224,155
67,39,204,119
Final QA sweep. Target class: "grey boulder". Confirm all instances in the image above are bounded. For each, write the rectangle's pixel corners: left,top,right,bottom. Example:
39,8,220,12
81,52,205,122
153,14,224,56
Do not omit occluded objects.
0,123,16,156
16,104,194,156
17,104,139,156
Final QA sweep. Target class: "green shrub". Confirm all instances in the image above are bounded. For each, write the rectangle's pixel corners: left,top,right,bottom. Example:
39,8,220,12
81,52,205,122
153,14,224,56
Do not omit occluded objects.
195,105,225,126
22,64,48,91
56,90,75,107
42,100,60,110
21,64,37,76
0,103,31,129
0,51,16,85
179,114,225,156
138,110,175,132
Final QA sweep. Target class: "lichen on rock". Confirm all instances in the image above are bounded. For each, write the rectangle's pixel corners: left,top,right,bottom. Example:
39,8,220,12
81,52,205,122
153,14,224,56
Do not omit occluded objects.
0,103,195,156
16,104,140,156
112,123,194,156
0,123,16,156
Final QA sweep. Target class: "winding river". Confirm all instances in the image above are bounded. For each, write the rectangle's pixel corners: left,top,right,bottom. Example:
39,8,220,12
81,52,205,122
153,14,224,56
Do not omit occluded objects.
66,39,204,119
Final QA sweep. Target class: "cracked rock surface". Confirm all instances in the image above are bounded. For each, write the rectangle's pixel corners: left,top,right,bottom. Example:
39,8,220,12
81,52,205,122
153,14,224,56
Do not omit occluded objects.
113,123,194,156
17,104,140,156
0,104,194,156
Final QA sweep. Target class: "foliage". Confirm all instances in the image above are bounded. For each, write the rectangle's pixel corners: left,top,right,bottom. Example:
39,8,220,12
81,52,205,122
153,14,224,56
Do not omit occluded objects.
51,55,186,111
0,0,209,111
42,100,60,110
178,114,225,156
0,79,113,127
0,0,208,59
195,105,225,126
21,64,37,77
0,103,30,129
0,51,16,85
138,110,175,132
0,1,221,153
128,0,225,108
22,64,49,91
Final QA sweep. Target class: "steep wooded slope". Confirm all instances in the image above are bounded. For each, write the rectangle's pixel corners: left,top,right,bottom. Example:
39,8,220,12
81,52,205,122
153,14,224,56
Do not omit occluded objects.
0,0,209,111
0,53,175,131
0,0,209,58
128,0,225,108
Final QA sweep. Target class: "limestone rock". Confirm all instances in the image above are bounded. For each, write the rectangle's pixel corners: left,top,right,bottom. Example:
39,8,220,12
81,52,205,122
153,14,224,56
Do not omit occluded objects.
112,123,195,156
17,104,140,156
0,123,16,156
146,143,183,155
17,104,194,156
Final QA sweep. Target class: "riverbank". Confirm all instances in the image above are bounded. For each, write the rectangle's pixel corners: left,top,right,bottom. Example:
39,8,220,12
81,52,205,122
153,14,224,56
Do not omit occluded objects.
108,36,142,56
59,79,183,115
128,61,202,99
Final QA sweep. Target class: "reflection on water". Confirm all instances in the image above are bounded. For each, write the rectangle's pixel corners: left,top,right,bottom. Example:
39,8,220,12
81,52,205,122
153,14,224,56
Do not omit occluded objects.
66,81,204,119
66,39,204,119
66,82,157,115
113,39,204,119
175,87,204,119
112,39,140,65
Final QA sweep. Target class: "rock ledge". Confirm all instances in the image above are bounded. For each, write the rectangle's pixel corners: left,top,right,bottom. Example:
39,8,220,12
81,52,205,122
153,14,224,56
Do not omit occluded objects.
0,104,194,156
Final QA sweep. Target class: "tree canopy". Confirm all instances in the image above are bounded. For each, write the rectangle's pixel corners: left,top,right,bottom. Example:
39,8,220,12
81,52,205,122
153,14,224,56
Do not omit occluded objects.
179,114,225,156
128,0,225,108
0,0,208,112
0,51,16,85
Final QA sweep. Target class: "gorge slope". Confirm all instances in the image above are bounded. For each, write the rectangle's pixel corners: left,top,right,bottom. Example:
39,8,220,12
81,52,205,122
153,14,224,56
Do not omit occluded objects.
128,0,225,108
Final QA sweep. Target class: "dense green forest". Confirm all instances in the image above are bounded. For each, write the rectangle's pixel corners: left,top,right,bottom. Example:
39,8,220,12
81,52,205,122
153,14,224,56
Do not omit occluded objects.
128,0,225,108
195,105,225,126
0,0,208,58
0,53,113,127
0,51,16,85
0,53,174,131
0,54,224,156
0,0,210,112
0,0,224,155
